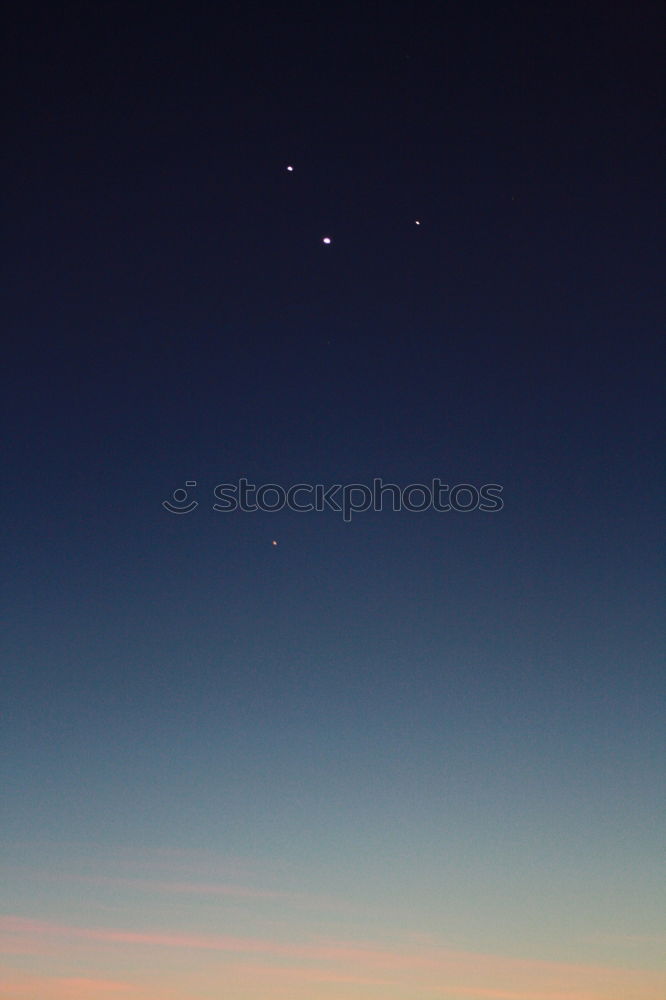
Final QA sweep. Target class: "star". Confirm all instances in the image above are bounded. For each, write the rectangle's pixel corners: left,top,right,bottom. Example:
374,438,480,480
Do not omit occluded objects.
286,165,294,171
272,540,278,546
322,236,332,244
415,219,421,225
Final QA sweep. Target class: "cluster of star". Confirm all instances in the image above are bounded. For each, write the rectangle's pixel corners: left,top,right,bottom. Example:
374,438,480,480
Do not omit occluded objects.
284,165,421,244
269,167,422,549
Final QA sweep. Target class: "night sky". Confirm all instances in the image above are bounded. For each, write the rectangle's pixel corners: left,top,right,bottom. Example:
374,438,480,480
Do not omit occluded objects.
3,3,665,998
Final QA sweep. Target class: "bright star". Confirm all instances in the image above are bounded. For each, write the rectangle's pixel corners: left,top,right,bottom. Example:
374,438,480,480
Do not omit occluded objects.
322,236,332,244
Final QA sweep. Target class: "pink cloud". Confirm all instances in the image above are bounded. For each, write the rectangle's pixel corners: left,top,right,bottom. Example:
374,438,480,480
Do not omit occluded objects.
228,962,395,986
0,968,141,1000
5,865,346,912
2,915,665,1000
52,981,134,993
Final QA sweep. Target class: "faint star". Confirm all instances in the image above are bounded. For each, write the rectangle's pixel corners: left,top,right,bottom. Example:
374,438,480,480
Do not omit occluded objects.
272,540,278,546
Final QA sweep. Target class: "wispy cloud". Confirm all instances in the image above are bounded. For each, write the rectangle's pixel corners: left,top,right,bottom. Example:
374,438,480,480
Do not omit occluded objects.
3,859,344,911
2,914,665,1000
0,969,143,1000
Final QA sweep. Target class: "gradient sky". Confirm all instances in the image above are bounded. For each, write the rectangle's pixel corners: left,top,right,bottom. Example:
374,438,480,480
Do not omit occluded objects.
3,2,665,998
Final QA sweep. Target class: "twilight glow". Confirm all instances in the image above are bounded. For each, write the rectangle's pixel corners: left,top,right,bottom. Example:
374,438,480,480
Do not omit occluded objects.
3,2,664,998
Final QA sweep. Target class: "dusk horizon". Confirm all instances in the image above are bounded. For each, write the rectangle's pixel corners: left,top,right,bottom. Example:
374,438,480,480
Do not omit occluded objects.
3,1,664,998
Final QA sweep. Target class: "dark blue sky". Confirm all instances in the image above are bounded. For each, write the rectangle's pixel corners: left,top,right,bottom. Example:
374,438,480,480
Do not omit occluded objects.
2,3,665,997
